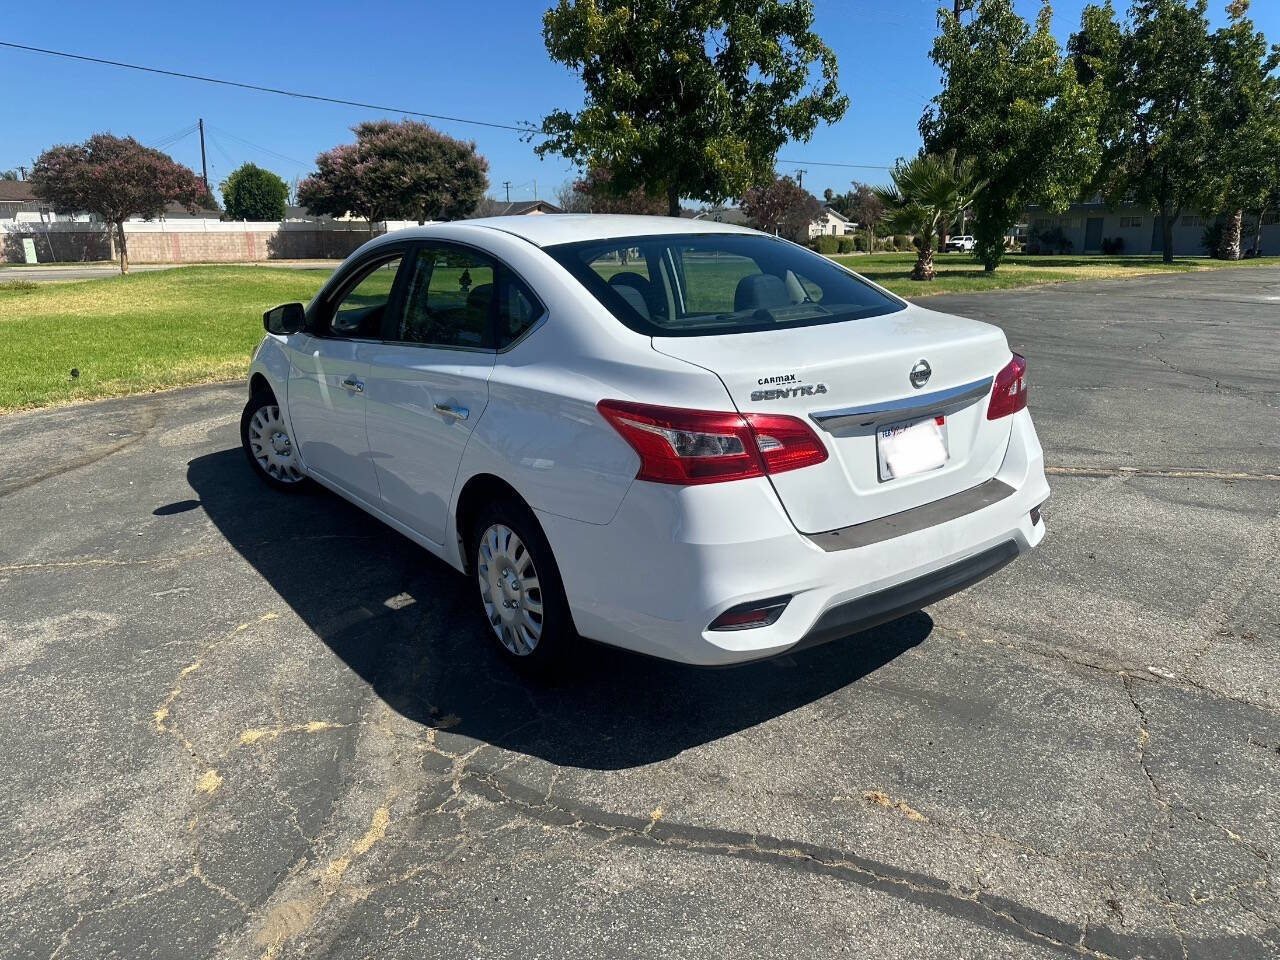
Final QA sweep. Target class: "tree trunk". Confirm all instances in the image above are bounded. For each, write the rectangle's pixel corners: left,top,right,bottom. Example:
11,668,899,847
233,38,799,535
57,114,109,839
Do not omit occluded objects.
1160,202,1174,264
912,243,935,281
1253,207,1266,257
666,184,680,218
1218,209,1242,260
115,220,129,275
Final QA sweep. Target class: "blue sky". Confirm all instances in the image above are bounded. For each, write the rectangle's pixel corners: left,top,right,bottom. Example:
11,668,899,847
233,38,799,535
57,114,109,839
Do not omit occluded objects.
2,1,1275,204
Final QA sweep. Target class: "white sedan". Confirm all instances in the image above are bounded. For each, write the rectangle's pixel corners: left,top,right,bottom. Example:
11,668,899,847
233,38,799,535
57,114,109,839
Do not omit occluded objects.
244,215,1048,667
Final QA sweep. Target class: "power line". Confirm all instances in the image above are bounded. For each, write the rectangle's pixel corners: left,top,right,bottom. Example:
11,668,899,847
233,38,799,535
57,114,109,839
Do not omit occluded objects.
0,40,543,136
207,124,308,167
149,122,198,149
1,40,901,174
777,158,892,170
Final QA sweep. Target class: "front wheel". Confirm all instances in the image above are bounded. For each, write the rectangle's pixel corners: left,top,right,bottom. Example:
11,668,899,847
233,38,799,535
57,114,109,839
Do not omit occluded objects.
240,392,309,491
470,498,574,667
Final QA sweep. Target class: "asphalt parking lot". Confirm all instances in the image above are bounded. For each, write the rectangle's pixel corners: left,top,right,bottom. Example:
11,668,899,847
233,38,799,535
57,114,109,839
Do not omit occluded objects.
2,268,1278,959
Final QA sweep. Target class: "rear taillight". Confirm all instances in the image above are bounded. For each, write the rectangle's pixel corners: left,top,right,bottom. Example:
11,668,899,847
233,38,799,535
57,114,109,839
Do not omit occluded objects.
596,400,828,485
986,353,1028,420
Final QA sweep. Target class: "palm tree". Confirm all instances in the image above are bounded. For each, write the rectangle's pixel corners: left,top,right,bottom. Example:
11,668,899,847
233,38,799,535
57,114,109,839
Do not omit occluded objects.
873,151,982,281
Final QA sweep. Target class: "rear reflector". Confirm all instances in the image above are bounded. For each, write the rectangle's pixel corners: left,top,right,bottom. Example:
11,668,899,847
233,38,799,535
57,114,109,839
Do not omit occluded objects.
986,353,1028,420
597,400,828,485
708,596,791,631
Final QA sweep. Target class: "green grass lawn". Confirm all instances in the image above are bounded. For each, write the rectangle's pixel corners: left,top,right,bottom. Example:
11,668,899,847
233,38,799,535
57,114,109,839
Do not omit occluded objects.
834,251,1278,297
0,252,1274,412
0,267,331,412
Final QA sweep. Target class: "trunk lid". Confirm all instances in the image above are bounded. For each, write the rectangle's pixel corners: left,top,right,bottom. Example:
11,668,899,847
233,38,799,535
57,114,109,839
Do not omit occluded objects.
652,304,1014,533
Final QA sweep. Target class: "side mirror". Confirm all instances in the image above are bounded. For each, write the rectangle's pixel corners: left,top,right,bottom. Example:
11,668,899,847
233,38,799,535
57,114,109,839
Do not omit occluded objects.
264,302,306,335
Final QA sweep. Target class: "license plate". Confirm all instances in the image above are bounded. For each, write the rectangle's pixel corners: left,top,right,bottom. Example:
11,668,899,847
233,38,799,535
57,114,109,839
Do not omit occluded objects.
877,415,949,481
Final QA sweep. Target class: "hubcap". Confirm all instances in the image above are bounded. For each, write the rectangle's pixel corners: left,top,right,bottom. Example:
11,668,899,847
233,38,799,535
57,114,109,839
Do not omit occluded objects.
476,523,544,656
247,405,304,483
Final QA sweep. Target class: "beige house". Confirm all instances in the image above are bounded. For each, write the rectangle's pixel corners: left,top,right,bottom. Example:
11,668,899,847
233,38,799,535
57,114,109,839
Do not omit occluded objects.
807,206,854,239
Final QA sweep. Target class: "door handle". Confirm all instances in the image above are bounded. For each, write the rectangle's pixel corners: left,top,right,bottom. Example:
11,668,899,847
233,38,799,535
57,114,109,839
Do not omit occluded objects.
433,402,469,421
341,377,364,394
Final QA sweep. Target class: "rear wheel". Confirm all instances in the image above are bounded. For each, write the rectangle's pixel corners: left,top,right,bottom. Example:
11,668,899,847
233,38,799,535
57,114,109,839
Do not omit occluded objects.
241,392,308,491
470,498,573,667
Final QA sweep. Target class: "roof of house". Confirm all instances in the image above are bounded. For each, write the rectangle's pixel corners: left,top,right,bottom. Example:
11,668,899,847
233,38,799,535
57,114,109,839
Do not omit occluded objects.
820,206,852,222
0,181,37,202
488,200,563,216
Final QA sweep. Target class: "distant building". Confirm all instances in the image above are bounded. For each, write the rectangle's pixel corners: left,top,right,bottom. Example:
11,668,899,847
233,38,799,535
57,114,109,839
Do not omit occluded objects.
0,180,88,222
1022,200,1278,256
807,206,854,240
484,200,563,216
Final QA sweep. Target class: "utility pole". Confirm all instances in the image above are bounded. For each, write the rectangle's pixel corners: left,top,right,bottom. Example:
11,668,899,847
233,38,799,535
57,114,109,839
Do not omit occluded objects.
954,0,962,20
795,169,807,189
198,118,209,194
503,180,511,203
533,178,537,200
17,165,26,180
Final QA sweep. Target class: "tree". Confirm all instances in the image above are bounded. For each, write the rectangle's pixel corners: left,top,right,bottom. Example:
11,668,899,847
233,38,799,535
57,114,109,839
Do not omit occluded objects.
298,120,489,232
553,179,592,213
537,0,848,216
740,175,823,240
570,165,668,214
1201,0,1280,259
0,170,18,181
924,0,1101,271
29,134,206,274
221,162,289,221
873,151,982,281
845,182,885,253
1070,0,1215,263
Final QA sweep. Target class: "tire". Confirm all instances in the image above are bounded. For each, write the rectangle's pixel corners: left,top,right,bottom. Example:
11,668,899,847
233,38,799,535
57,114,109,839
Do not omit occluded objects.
240,391,310,492
469,496,575,668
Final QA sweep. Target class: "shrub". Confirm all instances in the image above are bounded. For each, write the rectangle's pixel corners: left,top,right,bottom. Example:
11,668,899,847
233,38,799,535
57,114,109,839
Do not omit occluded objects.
1035,225,1072,254
815,234,840,255
221,162,289,222
893,234,909,250
837,236,856,254
1200,221,1224,258
1100,236,1125,255
853,234,866,252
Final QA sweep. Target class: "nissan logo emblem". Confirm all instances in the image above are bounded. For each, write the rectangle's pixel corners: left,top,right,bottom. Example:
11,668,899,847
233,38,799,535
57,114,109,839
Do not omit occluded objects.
909,359,932,389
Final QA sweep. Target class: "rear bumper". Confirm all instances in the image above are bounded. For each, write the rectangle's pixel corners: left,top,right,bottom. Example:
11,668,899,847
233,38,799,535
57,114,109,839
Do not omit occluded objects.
539,408,1048,665
793,539,1019,651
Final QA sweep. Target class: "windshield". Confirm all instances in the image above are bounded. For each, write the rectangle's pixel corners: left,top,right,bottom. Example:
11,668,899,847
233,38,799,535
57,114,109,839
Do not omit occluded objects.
545,233,905,337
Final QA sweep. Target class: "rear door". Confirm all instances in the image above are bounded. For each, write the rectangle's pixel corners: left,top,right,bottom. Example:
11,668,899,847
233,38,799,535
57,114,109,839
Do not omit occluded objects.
286,249,408,505
361,242,540,544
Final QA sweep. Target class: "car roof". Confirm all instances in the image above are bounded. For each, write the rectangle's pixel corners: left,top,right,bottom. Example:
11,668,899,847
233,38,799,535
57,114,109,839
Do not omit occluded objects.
384,214,762,248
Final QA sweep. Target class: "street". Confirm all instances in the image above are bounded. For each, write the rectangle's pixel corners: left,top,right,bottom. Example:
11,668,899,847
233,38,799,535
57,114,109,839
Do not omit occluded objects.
1,269,1277,958
1,260,343,283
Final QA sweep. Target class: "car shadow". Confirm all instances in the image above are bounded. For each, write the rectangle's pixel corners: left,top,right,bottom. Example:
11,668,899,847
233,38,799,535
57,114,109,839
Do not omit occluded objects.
186,448,934,771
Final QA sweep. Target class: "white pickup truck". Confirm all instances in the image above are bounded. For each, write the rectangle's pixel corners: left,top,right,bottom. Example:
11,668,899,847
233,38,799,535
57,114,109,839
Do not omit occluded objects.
945,235,976,253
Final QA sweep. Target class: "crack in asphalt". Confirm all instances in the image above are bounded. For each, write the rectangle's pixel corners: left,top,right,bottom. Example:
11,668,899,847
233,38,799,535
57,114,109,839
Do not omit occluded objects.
454,765,1206,960
0,403,160,499
1044,465,1280,481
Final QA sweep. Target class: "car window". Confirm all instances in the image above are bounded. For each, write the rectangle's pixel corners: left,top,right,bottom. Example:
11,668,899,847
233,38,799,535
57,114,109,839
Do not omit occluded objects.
581,249,666,322
496,275,542,349
330,256,403,338
678,249,762,315
547,233,904,337
397,245,495,348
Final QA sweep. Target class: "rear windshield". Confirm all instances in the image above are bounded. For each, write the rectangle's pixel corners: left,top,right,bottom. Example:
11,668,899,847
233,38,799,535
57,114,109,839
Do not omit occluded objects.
545,233,905,337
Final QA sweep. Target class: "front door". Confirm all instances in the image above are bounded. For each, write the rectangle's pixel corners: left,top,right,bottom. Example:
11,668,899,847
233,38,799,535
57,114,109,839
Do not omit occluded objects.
1084,217,1104,252
363,242,544,544
286,251,407,506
